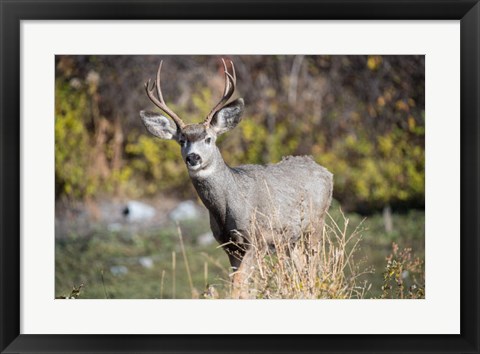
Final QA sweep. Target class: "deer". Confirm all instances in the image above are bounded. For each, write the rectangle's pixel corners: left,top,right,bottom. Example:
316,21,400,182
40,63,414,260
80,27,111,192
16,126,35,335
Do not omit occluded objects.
140,59,333,298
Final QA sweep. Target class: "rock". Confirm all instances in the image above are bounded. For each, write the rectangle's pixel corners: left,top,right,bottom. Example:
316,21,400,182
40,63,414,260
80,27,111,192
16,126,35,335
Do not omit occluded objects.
169,200,201,221
122,201,155,222
110,265,128,276
138,256,154,269
197,231,215,246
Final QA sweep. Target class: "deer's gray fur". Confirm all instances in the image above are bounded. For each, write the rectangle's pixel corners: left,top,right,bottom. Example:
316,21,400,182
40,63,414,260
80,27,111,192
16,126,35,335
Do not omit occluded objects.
140,60,333,296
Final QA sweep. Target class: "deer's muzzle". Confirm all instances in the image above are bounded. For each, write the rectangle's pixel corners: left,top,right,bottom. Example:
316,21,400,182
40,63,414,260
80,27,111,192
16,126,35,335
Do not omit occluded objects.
186,153,202,168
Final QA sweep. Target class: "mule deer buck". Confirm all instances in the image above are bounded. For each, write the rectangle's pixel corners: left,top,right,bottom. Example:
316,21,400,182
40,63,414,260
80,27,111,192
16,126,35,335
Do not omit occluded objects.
140,59,333,298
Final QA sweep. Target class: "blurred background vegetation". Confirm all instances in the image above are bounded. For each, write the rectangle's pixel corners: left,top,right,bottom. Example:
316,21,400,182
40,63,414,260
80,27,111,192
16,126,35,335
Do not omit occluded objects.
55,55,425,299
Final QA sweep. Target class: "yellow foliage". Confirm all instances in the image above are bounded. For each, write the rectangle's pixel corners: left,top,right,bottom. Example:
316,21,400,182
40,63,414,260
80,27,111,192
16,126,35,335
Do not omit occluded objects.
367,56,382,70
376,96,386,107
55,80,96,199
315,127,424,208
395,100,409,112
408,115,416,131
125,134,188,194
378,135,393,155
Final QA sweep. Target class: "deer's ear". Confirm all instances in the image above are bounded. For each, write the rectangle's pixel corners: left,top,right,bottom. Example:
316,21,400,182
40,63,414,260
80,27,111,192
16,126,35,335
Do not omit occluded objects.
140,111,179,140
210,98,244,135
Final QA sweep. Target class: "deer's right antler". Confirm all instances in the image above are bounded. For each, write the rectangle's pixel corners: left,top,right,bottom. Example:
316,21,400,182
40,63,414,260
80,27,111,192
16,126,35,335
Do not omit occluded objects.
145,61,186,130
204,58,237,127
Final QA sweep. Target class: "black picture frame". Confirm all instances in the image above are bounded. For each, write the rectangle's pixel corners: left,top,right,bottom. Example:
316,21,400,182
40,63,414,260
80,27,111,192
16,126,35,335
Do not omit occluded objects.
1,1,479,353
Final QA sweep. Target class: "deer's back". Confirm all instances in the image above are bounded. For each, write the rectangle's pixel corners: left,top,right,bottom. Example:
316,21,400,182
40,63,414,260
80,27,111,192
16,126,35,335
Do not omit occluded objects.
231,155,333,237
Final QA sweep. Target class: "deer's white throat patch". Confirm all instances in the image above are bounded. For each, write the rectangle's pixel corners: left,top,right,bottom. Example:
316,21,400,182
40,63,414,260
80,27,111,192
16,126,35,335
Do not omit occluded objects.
188,162,216,179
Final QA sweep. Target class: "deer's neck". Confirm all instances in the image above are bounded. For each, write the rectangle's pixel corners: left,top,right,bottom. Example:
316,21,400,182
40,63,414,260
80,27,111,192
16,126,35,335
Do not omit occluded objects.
190,151,236,224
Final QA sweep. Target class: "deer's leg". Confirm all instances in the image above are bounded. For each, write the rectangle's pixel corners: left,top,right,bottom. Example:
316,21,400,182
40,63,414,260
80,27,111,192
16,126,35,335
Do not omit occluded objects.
231,248,255,299
226,251,242,271
224,229,253,299
222,239,245,297
223,231,246,270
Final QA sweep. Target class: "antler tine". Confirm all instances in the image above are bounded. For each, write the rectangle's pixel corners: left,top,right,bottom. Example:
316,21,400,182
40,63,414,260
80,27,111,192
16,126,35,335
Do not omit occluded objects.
144,60,186,129
221,59,230,96
228,59,236,86
156,60,165,103
204,58,237,126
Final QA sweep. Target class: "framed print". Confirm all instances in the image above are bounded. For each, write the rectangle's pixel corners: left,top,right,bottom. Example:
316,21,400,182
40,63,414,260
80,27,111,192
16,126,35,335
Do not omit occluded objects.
1,0,479,353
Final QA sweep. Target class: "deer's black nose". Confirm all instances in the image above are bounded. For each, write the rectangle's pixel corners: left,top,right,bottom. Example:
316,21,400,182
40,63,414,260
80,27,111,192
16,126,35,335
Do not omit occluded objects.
186,153,202,166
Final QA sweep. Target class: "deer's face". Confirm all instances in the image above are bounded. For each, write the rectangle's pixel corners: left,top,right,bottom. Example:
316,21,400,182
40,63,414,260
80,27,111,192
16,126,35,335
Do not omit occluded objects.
178,124,218,172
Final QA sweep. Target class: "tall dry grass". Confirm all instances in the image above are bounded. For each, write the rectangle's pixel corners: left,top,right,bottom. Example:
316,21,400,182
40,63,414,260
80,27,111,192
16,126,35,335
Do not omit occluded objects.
224,210,372,299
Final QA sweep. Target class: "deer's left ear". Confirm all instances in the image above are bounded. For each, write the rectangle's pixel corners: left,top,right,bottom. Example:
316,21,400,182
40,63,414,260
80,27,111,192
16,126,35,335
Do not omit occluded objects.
210,98,244,135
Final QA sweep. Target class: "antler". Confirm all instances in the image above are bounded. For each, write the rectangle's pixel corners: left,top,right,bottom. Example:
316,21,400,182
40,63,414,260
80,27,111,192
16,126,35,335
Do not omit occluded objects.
204,58,237,126
145,61,186,129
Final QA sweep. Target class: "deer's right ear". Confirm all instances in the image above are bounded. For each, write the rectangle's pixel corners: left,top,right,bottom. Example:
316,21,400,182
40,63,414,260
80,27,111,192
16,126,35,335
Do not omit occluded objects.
140,111,179,141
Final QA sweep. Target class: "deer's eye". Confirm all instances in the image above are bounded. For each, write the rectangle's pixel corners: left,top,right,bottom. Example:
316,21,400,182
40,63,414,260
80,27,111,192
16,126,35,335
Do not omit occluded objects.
205,137,212,144
179,139,187,147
